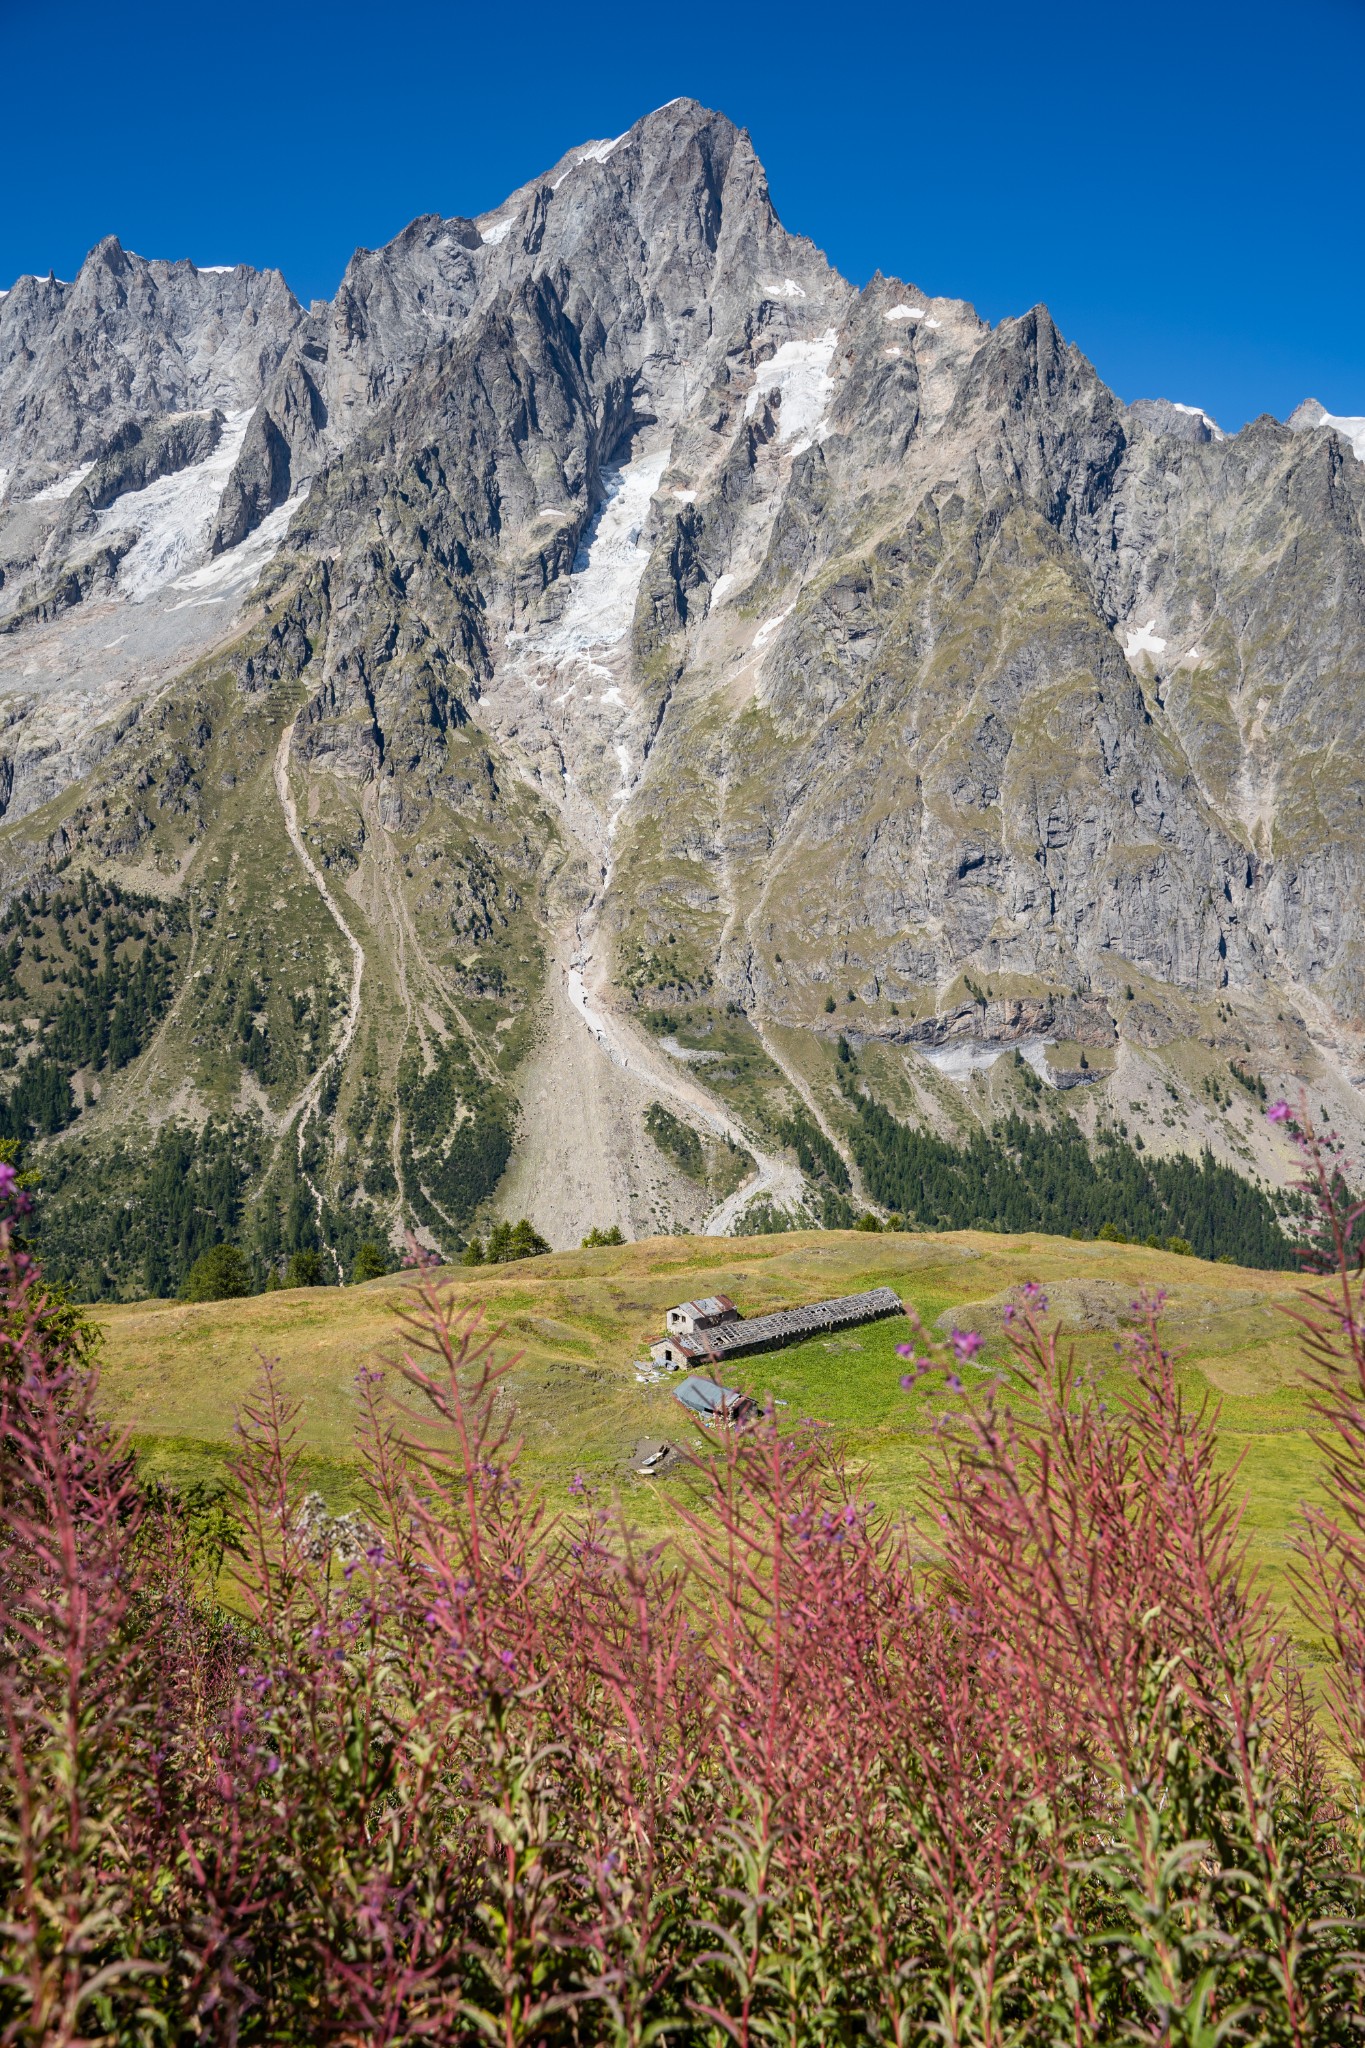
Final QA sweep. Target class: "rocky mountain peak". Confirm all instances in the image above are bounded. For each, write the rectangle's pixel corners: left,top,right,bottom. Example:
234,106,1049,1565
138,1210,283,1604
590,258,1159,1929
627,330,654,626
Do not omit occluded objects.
1128,397,1225,442
0,234,302,495
1288,397,1365,463
2,103,1365,1278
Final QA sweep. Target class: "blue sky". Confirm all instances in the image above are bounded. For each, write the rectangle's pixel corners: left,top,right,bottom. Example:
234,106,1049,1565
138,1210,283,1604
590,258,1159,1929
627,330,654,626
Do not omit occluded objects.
3,0,1362,431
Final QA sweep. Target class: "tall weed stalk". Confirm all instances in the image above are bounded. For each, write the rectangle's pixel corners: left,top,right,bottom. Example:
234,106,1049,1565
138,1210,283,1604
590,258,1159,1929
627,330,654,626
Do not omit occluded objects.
4,1138,1365,2042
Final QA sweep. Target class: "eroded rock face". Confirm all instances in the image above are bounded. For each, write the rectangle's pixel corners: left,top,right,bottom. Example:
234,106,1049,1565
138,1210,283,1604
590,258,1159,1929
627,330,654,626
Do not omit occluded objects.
0,242,302,492
0,97,1362,1275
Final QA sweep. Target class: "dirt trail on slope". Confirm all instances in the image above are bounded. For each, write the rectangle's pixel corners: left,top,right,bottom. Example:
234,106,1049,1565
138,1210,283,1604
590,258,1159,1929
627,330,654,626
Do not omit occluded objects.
561,902,805,1237
274,719,367,1119
273,718,368,1267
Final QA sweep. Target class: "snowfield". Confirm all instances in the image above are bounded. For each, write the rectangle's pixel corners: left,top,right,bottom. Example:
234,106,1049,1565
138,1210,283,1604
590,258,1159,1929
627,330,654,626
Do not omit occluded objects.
744,331,839,450
94,411,255,600
1123,620,1167,662
1316,408,1365,462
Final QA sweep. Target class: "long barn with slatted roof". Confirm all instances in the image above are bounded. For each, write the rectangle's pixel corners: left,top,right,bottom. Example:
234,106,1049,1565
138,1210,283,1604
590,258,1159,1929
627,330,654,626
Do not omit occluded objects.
650,1286,903,1372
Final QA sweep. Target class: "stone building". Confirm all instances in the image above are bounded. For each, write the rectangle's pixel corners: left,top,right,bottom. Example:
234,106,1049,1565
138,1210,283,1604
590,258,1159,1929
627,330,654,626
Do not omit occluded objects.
665,1294,741,1338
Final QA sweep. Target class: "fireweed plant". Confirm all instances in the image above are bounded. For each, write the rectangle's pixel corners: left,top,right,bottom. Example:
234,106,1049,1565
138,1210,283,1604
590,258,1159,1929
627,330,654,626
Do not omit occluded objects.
5,1115,1365,2044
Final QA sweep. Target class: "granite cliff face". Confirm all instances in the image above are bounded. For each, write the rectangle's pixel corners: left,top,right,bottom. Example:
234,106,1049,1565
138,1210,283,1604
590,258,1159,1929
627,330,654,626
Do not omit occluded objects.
0,99,1360,1289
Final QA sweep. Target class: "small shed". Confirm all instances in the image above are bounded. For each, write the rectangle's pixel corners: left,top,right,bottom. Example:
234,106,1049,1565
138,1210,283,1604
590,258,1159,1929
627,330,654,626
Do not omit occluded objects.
673,1375,757,1425
650,1330,708,1370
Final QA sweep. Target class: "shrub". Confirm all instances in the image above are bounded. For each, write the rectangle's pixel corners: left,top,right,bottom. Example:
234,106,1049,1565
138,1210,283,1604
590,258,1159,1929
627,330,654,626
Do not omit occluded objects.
485,1217,550,1263
178,1241,251,1300
6,1110,1365,2038
349,1241,389,1283
644,1101,705,1179
777,1109,851,1194
283,1247,325,1287
582,1224,625,1247
733,1196,798,1235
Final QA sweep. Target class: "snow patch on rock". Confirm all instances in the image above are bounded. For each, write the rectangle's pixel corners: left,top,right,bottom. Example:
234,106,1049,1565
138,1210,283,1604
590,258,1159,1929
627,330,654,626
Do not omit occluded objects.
93,410,257,600
29,461,95,504
1123,620,1167,663
490,437,672,851
552,134,628,188
577,133,625,165
525,445,669,672
1317,409,1365,462
884,305,925,322
744,332,838,449
165,495,298,609
754,605,794,651
480,216,515,246
1172,401,1225,440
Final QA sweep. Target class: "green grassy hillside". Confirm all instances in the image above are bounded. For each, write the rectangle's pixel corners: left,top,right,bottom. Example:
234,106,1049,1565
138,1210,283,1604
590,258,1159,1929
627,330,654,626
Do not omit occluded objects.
94,1226,1325,1591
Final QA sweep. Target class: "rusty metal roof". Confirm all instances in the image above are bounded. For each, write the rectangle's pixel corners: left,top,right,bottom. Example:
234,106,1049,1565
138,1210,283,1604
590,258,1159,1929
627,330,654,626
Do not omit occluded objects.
670,1294,739,1320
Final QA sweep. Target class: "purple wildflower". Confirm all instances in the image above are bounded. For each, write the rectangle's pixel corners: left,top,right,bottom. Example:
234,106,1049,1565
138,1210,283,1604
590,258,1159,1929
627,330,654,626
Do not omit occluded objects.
950,1328,983,1362
1267,1099,1291,1124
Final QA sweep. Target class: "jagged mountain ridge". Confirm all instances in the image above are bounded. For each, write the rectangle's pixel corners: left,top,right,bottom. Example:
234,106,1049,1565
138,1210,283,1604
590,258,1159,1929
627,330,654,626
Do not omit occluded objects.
0,98,1360,1290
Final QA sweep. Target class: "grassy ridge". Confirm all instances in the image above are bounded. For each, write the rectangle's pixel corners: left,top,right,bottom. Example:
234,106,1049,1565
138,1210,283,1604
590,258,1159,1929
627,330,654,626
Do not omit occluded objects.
94,1228,1323,1590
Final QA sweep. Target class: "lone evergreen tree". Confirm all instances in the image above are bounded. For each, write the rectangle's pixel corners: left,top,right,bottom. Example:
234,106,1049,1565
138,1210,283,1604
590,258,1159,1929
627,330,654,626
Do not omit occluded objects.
179,1244,252,1302
284,1249,325,1288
